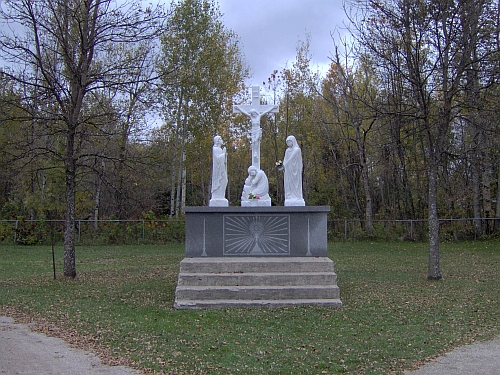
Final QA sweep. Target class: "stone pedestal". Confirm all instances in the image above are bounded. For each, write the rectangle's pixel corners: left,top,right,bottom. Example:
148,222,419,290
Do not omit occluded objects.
241,197,271,207
184,206,330,257
208,198,228,207
174,206,342,309
285,197,306,206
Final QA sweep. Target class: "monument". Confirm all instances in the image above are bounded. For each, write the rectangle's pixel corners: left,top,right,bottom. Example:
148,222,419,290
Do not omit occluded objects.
174,86,342,309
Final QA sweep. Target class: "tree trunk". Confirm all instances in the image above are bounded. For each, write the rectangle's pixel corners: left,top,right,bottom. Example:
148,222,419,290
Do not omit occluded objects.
175,146,183,218
169,131,177,218
361,165,373,233
173,92,187,218
427,157,442,280
495,165,500,230
169,166,176,218
63,128,77,278
181,150,186,215
116,147,126,220
482,157,492,233
471,152,482,235
93,158,104,230
355,121,374,234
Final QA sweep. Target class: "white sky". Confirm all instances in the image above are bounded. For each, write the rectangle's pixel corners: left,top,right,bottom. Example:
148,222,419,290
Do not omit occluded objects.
217,0,348,86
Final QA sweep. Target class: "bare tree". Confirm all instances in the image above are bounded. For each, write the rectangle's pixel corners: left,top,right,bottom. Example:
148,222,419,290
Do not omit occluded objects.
346,0,494,278
0,0,164,277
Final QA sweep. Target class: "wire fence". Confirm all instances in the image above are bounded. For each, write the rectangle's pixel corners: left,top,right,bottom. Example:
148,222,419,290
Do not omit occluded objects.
0,219,185,246
0,217,498,245
327,218,499,241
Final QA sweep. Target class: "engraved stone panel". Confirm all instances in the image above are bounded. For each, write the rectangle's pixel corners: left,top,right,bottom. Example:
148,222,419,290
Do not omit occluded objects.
223,214,290,255
184,206,329,257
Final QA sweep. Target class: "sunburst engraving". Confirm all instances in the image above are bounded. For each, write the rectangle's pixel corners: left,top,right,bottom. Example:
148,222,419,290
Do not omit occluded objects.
223,215,290,255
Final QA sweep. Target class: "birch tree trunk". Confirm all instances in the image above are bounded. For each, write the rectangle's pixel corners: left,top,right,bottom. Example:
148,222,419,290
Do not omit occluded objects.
181,150,186,215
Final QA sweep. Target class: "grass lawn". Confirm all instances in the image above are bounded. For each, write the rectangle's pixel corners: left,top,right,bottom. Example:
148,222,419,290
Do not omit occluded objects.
0,241,499,374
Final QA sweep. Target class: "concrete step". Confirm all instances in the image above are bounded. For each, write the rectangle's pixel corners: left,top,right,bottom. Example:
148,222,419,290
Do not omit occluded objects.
174,298,343,309
174,257,342,309
175,285,341,301
179,257,336,274
177,272,337,286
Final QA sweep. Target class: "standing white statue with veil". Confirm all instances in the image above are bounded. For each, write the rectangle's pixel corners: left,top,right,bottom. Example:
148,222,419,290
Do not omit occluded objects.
209,135,228,207
283,135,305,206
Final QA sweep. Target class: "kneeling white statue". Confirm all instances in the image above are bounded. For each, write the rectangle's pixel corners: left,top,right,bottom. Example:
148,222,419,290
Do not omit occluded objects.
241,166,271,207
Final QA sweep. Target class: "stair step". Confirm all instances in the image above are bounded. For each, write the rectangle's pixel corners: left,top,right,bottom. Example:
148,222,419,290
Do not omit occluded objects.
174,257,342,309
177,272,337,286
175,285,340,301
179,257,336,273
174,298,343,309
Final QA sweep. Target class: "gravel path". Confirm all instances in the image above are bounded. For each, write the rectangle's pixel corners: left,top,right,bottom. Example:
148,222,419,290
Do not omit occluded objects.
0,316,141,375
403,334,500,375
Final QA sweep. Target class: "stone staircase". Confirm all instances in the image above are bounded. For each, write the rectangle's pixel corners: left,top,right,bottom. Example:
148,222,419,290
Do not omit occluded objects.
174,257,342,309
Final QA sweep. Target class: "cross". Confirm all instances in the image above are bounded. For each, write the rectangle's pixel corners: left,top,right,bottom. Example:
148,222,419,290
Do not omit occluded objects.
233,86,279,170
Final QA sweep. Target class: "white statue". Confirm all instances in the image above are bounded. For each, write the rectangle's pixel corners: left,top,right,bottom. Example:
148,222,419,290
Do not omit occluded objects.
283,135,305,206
209,135,228,207
233,86,278,170
241,166,271,207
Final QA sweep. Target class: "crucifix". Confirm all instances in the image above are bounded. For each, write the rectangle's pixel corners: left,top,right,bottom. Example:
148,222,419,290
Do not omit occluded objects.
233,86,279,170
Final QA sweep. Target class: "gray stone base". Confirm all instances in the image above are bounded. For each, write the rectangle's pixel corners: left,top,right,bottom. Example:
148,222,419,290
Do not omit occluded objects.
184,206,330,257
174,257,342,309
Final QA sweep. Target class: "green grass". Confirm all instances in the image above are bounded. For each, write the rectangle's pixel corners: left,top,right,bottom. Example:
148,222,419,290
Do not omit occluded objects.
1,241,499,374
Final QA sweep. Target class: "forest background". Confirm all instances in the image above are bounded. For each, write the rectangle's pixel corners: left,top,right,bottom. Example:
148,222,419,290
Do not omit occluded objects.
0,0,499,278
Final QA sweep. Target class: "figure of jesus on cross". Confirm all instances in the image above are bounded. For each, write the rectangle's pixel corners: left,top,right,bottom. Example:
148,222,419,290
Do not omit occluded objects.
233,86,278,170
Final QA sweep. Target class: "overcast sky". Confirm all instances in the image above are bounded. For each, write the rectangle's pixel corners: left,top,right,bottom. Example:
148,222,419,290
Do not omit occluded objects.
217,0,348,86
